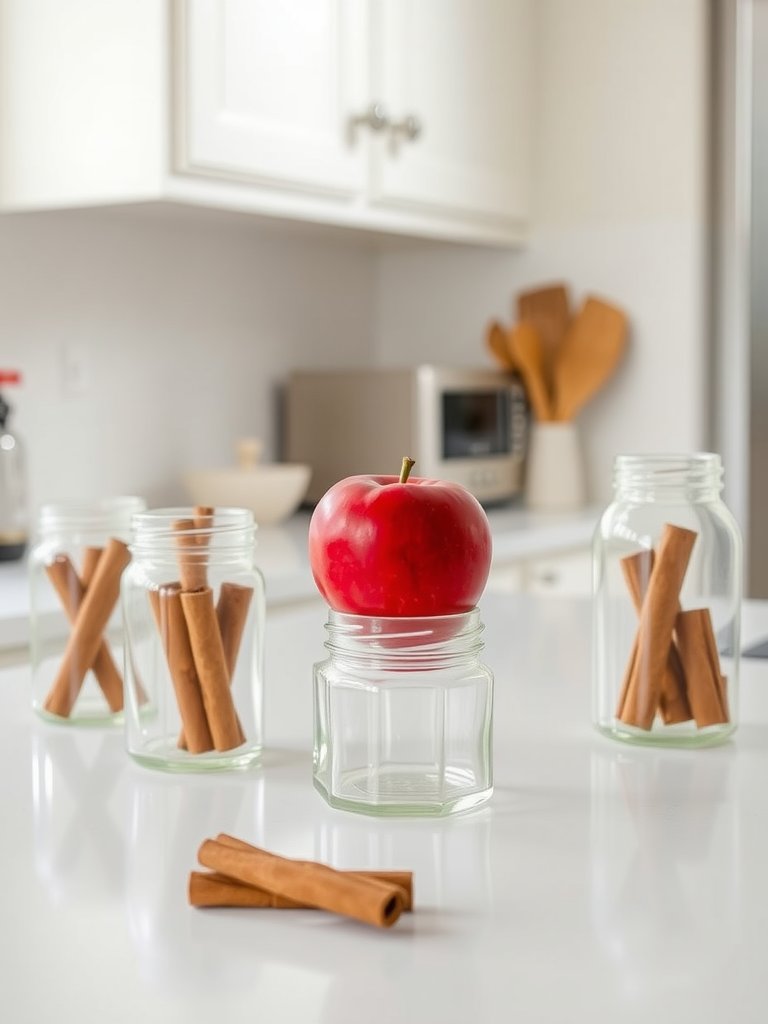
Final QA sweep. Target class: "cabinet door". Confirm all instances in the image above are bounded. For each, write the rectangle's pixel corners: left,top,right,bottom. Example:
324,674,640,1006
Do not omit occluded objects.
370,0,531,227
177,0,367,198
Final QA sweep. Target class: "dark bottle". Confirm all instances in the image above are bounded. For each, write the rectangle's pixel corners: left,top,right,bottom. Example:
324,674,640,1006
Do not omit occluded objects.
0,370,28,561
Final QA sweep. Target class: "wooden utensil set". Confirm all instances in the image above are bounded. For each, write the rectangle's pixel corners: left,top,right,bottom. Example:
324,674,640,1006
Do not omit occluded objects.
486,283,629,421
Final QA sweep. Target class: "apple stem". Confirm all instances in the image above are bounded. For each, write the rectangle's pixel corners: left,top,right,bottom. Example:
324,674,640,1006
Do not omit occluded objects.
399,457,416,484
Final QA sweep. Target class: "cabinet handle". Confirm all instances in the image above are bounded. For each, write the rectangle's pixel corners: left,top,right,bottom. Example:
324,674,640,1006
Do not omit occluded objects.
351,102,390,133
390,114,422,142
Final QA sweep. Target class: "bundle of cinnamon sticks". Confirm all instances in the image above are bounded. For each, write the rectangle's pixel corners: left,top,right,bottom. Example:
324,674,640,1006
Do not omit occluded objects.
616,523,729,730
190,834,413,929
43,537,132,718
148,506,253,754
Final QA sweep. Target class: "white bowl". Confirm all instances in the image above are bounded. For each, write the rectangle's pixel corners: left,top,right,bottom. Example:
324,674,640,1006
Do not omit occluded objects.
183,463,311,526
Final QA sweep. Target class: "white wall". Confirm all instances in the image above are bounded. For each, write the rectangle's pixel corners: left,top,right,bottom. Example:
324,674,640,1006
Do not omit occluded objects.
0,208,377,514
374,0,710,501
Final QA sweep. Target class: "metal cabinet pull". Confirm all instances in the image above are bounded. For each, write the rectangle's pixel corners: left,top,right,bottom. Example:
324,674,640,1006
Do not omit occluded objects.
351,102,390,133
390,114,422,142
350,105,422,142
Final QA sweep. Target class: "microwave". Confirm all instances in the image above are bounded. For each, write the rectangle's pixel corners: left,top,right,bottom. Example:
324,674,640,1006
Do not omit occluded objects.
285,366,528,504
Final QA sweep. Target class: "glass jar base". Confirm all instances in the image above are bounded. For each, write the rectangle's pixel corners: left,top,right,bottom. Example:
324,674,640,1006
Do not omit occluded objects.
34,704,124,728
130,737,262,773
313,766,493,817
596,721,736,749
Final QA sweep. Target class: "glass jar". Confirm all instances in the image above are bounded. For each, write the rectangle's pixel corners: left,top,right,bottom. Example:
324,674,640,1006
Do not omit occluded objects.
122,507,265,772
313,609,494,816
593,454,741,747
29,496,146,725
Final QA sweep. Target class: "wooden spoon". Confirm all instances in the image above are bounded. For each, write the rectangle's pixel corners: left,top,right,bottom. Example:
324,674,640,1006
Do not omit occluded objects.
507,323,552,421
517,283,571,393
553,296,628,421
485,320,516,371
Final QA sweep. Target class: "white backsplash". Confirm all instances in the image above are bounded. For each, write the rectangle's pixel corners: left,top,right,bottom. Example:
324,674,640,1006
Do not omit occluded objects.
0,209,377,516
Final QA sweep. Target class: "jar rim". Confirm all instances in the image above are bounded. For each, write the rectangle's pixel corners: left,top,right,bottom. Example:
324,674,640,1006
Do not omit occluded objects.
131,506,255,540
613,452,723,489
38,495,146,531
614,452,721,471
327,608,478,629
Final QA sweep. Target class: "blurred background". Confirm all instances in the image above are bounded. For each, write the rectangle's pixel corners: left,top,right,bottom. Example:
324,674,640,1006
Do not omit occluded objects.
0,0,764,593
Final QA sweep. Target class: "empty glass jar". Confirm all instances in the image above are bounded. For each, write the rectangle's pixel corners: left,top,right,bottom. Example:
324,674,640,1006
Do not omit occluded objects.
122,507,265,772
29,496,146,725
593,454,741,747
313,609,494,816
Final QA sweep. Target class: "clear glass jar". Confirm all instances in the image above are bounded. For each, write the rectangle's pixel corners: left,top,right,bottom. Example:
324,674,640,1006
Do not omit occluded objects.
313,609,494,816
122,507,265,772
593,454,741,747
29,496,146,725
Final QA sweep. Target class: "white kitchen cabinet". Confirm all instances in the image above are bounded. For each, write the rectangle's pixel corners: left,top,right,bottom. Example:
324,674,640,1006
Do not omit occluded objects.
368,1,531,226
178,0,531,239
0,0,531,245
487,548,592,597
177,0,368,200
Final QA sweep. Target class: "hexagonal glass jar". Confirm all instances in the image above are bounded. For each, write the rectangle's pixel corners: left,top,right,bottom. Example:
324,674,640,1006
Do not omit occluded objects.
313,609,493,816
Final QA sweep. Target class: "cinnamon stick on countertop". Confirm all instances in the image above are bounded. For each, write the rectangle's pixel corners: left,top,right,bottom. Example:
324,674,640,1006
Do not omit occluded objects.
201,835,415,909
197,837,405,928
189,870,413,911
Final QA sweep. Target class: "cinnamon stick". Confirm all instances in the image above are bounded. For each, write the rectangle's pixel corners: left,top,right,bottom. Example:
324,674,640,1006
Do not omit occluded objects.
213,833,412,908
698,607,730,719
675,609,729,726
217,582,253,679
620,550,691,724
149,585,214,753
197,838,405,929
617,524,697,729
189,870,413,911
44,538,131,718
44,555,124,713
80,546,103,587
176,581,253,749
180,588,245,750
173,518,208,592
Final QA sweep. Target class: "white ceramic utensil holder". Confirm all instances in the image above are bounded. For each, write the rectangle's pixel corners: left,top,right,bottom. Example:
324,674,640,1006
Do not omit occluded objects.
525,422,586,511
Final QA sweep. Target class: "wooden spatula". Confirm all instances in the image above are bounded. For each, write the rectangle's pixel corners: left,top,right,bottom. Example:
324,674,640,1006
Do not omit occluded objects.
507,323,552,421
553,296,628,421
517,283,571,393
485,320,516,371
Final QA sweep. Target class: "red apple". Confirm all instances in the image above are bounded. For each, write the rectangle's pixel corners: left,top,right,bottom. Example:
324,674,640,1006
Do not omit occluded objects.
308,458,492,617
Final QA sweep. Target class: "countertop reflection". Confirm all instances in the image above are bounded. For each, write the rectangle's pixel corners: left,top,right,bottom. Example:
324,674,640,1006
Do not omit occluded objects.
3,593,768,1023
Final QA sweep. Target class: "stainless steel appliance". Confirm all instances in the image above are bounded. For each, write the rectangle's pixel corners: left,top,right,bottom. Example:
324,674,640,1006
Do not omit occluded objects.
285,365,527,504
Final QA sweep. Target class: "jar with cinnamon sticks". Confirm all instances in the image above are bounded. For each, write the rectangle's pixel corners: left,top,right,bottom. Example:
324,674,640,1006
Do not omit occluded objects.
122,507,264,771
29,496,147,724
593,454,741,747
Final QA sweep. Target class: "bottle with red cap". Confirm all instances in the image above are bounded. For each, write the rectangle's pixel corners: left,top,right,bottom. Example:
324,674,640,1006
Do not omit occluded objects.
0,370,27,560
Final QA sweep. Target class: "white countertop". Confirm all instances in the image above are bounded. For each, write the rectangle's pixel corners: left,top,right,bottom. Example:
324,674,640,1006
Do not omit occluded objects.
0,504,598,650
2,592,768,1023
